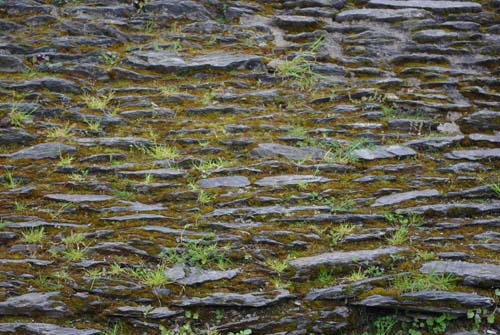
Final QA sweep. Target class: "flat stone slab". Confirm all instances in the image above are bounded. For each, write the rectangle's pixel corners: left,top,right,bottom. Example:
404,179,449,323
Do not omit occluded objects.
420,261,500,288
290,246,407,270
353,145,416,160
0,54,28,73
371,189,440,207
125,51,264,73
0,323,100,335
336,8,430,22
178,267,241,285
113,305,181,319
405,136,464,150
173,289,294,307
368,0,482,13
44,194,115,203
118,168,186,179
248,143,326,161
0,292,67,317
444,148,500,160
198,176,250,188
254,174,332,187
101,214,167,221
355,290,494,314
400,201,500,217
74,137,154,147
468,133,500,145
2,142,77,160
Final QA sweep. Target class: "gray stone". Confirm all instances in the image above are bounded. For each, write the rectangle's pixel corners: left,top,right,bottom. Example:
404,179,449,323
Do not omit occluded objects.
75,137,154,148
44,194,114,203
420,261,500,288
405,136,464,150
0,323,100,335
337,8,430,22
400,201,500,217
413,30,459,43
290,247,407,270
144,0,212,20
353,145,416,160
125,51,264,74
101,214,167,221
372,189,440,207
255,174,331,187
368,0,482,13
248,143,326,161
0,55,28,73
198,176,250,188
178,267,240,285
2,142,77,160
113,305,180,319
118,168,186,179
0,129,37,144
356,291,494,314
174,289,294,307
87,242,149,258
306,276,390,300
468,133,500,145
444,149,500,160
7,77,81,94
458,111,500,133
0,292,67,317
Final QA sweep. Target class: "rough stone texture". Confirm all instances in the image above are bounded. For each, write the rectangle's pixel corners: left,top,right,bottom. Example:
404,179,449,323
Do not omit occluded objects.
0,292,67,317
44,194,115,203
198,176,250,188
336,8,430,22
174,289,294,307
254,174,331,186
0,323,100,335
371,189,440,207
420,261,500,288
368,0,482,13
353,145,416,160
248,143,327,161
2,142,77,160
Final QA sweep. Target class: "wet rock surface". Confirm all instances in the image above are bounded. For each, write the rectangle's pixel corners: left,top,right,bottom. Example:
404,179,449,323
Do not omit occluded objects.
0,0,499,334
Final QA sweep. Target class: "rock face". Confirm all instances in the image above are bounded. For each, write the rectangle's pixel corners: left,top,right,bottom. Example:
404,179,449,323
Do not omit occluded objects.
0,292,67,317
44,194,115,203
0,55,28,73
125,51,264,74
0,323,100,335
356,291,494,314
353,145,416,160
2,142,77,160
371,189,439,207
420,261,500,288
336,8,430,22
248,143,326,161
290,247,407,270
368,0,482,13
174,289,294,307
198,176,250,188
254,174,331,186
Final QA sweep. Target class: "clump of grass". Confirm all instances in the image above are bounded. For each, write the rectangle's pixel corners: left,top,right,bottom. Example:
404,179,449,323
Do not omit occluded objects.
9,104,33,127
197,190,215,204
61,231,85,246
58,154,74,166
83,118,101,131
142,144,178,160
2,171,20,189
265,257,289,274
344,268,366,282
22,227,45,244
323,139,374,164
129,264,171,288
392,272,457,292
61,246,87,261
82,91,114,110
329,224,355,246
159,85,180,96
161,240,227,269
490,180,500,197
387,225,409,245
194,158,231,175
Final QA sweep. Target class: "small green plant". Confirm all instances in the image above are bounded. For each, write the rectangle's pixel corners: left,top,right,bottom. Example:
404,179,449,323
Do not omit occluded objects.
364,265,384,277
8,104,33,127
100,51,119,66
84,118,101,131
467,308,495,331
228,330,252,335
58,154,74,166
142,144,178,160
2,171,20,189
374,316,398,335
82,91,114,110
392,272,457,292
129,264,171,288
47,123,72,139
14,201,28,211
265,257,289,274
490,180,500,197
415,251,436,262
345,267,366,282
103,322,123,335
161,240,227,269
323,139,374,164
61,245,87,261
159,85,180,96
197,190,215,204
329,224,354,246
61,231,85,246
385,211,424,227
22,227,45,244
387,225,409,245
327,197,355,212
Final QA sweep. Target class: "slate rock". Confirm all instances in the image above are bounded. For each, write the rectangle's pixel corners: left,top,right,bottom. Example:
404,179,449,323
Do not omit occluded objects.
198,176,250,188
368,0,482,13
144,0,213,20
444,148,500,160
0,323,100,335
2,142,77,160
290,246,407,270
75,137,154,148
7,77,81,94
468,133,500,145
125,51,264,74
458,111,500,133
0,55,28,73
0,292,67,317
336,8,430,22
174,289,294,307
113,305,180,319
353,145,416,160
274,15,322,31
413,30,459,43
372,189,440,207
405,136,464,150
400,201,500,217
0,128,37,144
356,291,494,314
118,168,186,179
248,143,326,161
44,194,114,203
254,174,332,187
420,261,500,288
101,214,167,221
178,267,240,285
